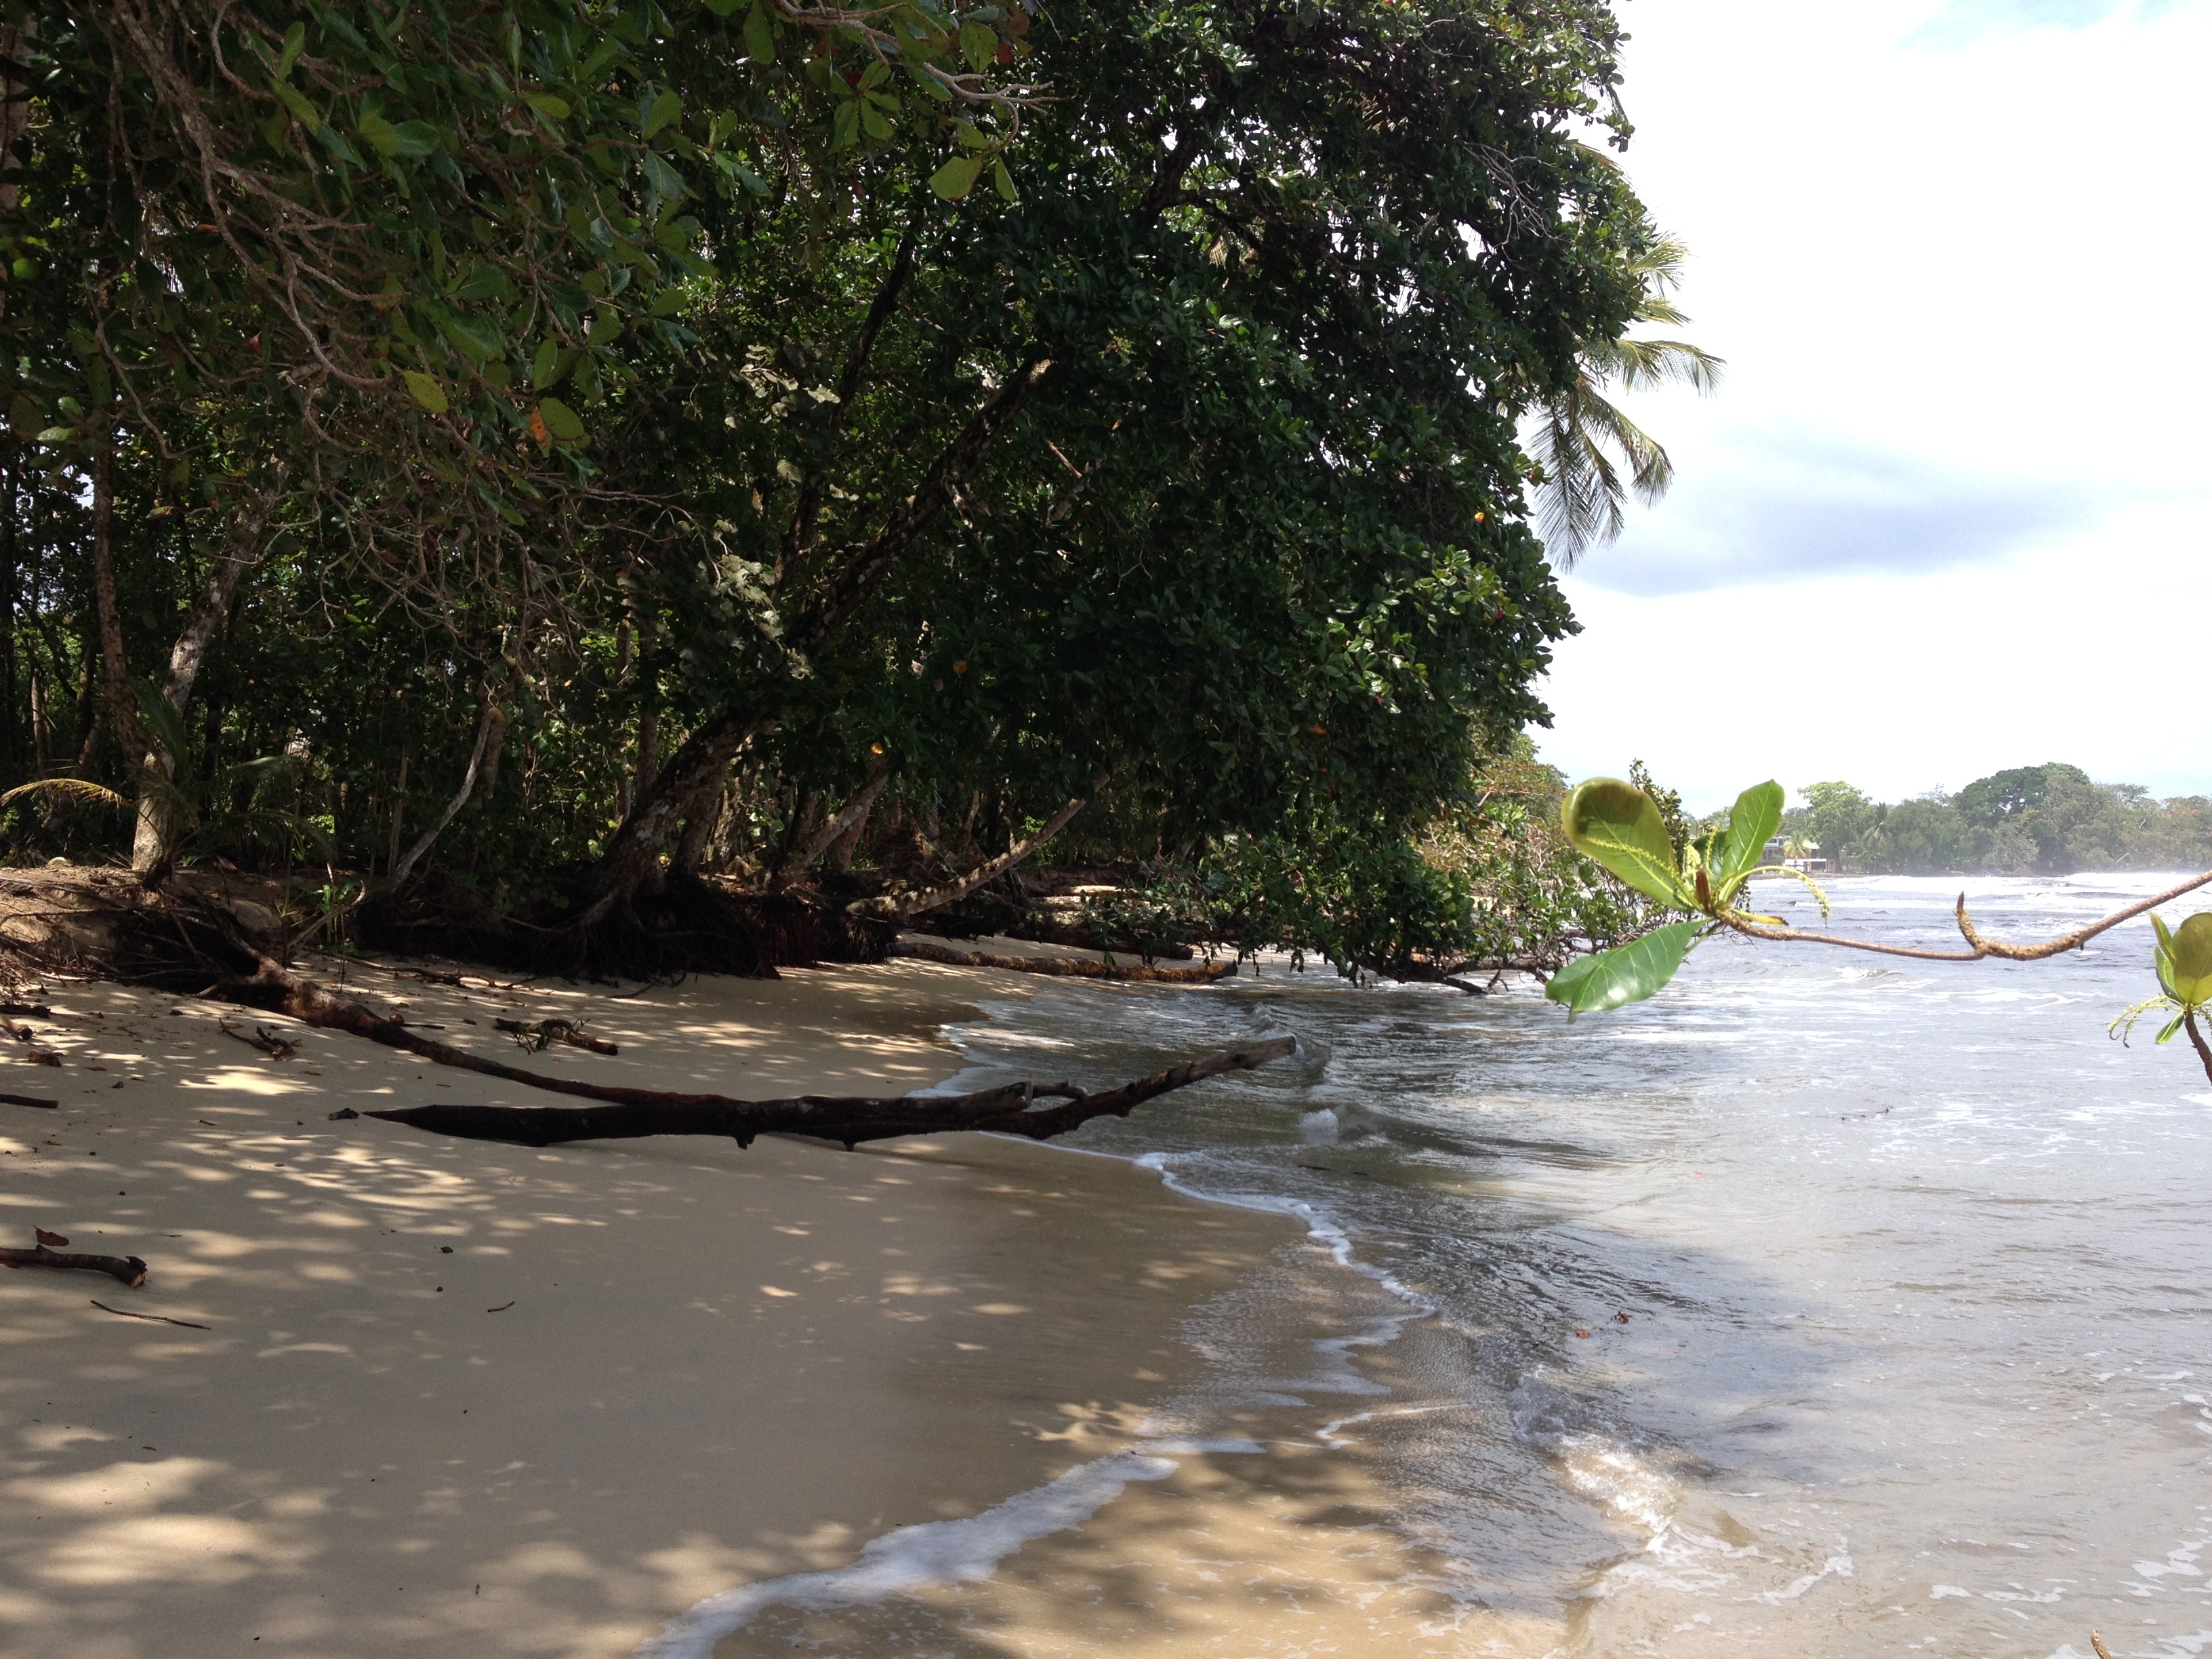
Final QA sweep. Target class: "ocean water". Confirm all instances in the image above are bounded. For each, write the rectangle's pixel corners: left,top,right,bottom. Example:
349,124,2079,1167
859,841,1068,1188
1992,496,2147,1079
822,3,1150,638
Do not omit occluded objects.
657,874,2212,1658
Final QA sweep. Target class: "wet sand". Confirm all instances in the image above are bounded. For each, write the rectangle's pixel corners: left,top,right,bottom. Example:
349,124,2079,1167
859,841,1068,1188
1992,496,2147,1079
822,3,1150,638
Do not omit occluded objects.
0,955,1302,1658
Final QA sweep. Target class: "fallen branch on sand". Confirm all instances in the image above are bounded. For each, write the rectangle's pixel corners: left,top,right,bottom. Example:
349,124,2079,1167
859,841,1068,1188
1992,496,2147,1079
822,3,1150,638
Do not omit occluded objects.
889,939,1236,984
494,1017,619,1054
178,946,1295,1151
1,1244,150,1287
221,1020,301,1060
365,1035,1297,1150
0,1091,57,1109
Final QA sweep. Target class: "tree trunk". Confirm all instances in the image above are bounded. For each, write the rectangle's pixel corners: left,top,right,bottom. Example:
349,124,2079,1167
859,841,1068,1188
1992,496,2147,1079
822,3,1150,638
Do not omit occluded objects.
0,456,17,780
632,602,658,799
572,708,764,926
88,432,129,760
850,781,1098,920
771,773,887,892
829,782,877,872
132,478,283,874
764,788,823,892
389,701,506,884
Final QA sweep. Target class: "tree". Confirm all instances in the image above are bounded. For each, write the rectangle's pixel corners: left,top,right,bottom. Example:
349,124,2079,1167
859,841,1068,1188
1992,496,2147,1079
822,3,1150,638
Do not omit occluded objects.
566,0,1661,935
0,0,1042,875
1525,233,1723,565
1798,779,1876,869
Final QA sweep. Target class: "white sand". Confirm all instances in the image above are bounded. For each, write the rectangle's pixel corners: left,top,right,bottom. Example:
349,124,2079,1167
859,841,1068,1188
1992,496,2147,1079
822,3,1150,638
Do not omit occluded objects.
0,958,1298,1658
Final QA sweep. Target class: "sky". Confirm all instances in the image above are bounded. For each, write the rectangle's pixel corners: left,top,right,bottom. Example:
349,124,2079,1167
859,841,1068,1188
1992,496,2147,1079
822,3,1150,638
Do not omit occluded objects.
1530,0,2212,813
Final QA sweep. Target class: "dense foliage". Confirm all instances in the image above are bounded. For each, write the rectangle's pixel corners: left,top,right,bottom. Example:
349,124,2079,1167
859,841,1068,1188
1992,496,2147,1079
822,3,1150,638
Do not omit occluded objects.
0,0,1666,970
1781,767,2212,876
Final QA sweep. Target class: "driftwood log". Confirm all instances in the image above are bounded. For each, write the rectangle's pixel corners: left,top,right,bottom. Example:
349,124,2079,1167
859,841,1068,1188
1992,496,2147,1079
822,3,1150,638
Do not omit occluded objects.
367,1036,1296,1150
0,1245,149,1287
890,939,1236,984
199,949,1294,1151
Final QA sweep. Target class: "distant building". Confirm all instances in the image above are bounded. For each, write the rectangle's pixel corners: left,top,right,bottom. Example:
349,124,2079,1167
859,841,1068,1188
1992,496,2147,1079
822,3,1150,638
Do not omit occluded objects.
1762,834,1829,873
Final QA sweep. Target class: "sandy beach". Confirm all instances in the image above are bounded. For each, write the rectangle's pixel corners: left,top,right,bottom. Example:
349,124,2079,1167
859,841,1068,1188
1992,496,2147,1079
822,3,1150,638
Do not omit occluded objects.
0,951,1309,1658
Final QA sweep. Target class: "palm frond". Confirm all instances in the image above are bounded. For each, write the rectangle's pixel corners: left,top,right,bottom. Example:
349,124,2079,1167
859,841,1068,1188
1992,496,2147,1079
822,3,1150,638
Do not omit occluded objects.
1,777,129,811
1613,336,1725,394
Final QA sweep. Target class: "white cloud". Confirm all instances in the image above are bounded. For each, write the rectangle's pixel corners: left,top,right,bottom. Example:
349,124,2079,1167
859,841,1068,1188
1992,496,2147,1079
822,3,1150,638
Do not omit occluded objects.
1533,0,2212,806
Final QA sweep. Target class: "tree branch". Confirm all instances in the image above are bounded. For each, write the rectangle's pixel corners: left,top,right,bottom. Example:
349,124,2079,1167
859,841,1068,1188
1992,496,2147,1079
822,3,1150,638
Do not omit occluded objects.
849,779,1098,920
0,1244,148,1287
888,939,1235,983
365,1036,1296,1152
1719,867,2212,963
390,700,506,883
769,772,886,893
787,351,1054,649
2186,1009,2212,1086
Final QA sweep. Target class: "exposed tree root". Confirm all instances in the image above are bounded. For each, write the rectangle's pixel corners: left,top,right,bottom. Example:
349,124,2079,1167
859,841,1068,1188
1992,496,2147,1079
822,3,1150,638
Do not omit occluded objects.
367,1036,1296,1151
357,868,893,980
888,939,1235,984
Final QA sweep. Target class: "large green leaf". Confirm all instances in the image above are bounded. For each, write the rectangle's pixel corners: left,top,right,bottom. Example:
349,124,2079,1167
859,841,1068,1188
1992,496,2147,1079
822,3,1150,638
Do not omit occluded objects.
1561,779,1691,907
929,154,983,200
1719,779,1784,888
2160,911,2212,1007
1544,921,1704,1015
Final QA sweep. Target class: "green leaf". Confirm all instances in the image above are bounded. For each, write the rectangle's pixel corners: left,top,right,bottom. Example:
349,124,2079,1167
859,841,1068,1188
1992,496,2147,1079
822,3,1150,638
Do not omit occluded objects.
2155,1010,2186,1046
401,371,449,413
2165,911,2212,1007
860,100,893,140
388,119,440,157
531,339,562,389
832,98,860,150
33,426,73,444
644,89,682,138
743,3,775,63
535,396,586,442
313,122,363,165
959,20,996,71
437,310,503,362
700,0,741,14
449,264,509,302
1561,778,1692,907
906,58,954,100
1717,779,1784,893
1544,921,1704,1016
522,91,571,120
272,80,322,133
277,20,307,80
358,110,401,156
993,156,1017,202
929,153,983,199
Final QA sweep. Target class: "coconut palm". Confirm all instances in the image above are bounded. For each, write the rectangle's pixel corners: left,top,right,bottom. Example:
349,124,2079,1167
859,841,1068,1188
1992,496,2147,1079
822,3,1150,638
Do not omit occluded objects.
1527,234,1724,566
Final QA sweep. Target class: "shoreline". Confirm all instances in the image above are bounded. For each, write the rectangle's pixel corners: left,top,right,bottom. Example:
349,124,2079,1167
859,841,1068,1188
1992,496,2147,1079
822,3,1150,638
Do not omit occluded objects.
0,953,1311,1658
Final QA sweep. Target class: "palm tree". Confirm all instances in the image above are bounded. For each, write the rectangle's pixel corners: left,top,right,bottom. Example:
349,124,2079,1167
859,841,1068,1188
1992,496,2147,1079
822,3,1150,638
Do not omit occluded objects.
1526,234,1724,567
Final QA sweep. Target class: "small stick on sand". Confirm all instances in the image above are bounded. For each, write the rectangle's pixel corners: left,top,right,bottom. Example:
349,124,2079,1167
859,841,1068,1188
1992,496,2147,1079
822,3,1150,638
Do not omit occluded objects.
90,1298,207,1329
0,1091,58,1109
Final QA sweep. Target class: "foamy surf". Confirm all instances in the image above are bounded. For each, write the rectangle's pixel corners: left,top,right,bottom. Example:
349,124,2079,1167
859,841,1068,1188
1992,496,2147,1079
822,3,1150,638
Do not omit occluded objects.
634,1447,1183,1657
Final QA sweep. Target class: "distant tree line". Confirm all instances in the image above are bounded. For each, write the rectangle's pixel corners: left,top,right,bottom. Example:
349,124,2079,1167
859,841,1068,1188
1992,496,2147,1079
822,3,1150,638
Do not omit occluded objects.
1782,766,2212,877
